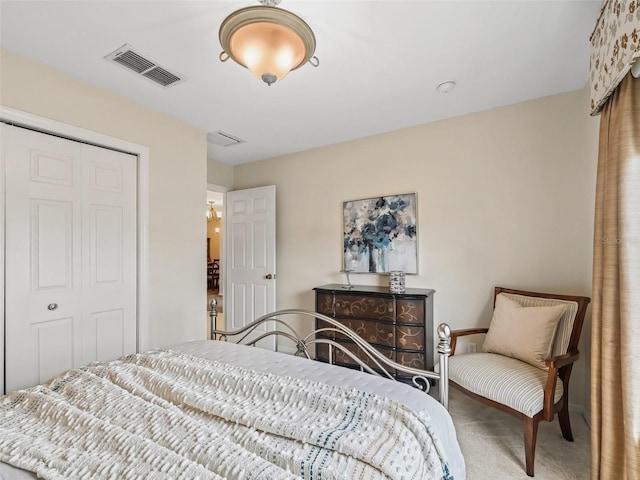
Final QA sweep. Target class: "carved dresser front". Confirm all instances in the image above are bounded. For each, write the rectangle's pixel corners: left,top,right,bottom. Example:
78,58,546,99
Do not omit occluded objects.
313,284,435,383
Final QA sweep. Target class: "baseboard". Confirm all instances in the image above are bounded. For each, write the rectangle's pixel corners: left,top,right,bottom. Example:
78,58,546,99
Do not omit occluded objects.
582,408,591,429
568,403,592,430
569,402,583,413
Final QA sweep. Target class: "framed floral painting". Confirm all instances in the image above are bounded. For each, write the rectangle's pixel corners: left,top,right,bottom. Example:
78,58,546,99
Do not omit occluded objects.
343,193,418,274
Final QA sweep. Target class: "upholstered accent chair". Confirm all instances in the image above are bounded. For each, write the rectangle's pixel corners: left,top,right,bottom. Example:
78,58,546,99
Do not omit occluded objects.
448,287,590,477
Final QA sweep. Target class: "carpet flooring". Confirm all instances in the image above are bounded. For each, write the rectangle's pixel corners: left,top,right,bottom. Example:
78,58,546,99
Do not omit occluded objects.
447,388,590,480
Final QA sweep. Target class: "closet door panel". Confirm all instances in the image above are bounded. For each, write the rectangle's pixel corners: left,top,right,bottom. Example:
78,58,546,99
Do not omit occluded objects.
4,125,83,392
32,199,74,289
33,317,74,383
80,144,137,365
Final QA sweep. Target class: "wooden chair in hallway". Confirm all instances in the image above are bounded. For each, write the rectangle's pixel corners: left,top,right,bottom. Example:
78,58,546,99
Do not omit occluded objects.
210,259,220,290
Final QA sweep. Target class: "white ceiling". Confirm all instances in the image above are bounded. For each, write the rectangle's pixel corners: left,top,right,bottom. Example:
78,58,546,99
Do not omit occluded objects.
0,1,603,166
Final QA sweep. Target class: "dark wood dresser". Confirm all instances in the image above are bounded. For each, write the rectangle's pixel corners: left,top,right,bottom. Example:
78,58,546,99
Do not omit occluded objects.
313,284,435,382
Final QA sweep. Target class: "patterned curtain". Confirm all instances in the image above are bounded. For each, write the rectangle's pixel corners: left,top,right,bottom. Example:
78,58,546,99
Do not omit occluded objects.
591,72,640,480
589,0,640,115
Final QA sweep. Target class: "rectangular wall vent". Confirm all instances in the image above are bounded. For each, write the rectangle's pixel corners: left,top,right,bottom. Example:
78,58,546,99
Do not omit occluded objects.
207,131,246,147
105,44,186,88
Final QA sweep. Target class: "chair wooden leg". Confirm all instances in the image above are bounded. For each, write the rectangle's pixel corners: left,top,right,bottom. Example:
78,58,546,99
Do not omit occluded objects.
523,416,539,477
558,401,574,441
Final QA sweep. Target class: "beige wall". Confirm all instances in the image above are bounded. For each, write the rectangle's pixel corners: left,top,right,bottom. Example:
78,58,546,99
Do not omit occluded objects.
207,158,234,188
1,48,208,348
234,87,600,409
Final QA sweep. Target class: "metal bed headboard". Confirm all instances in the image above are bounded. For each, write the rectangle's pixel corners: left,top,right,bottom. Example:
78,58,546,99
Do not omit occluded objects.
210,306,452,410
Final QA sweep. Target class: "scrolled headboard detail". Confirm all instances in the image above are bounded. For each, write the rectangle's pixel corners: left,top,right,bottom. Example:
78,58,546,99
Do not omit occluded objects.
211,308,452,410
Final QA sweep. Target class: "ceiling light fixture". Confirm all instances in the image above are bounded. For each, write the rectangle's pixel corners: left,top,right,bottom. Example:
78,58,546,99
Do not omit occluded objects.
207,202,217,221
219,0,318,86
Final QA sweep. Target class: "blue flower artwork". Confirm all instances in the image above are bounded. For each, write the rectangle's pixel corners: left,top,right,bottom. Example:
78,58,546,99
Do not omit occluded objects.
343,193,418,274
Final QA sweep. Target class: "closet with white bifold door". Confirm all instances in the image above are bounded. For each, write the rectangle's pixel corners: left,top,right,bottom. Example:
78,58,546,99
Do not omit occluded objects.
1,123,138,393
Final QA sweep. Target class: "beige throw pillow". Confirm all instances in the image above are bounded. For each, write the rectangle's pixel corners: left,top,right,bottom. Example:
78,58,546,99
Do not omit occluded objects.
482,294,566,370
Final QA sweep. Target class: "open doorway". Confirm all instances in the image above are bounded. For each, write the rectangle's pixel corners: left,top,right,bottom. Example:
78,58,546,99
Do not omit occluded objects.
206,189,224,338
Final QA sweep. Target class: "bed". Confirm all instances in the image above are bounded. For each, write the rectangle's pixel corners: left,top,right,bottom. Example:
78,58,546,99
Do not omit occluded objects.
0,309,465,479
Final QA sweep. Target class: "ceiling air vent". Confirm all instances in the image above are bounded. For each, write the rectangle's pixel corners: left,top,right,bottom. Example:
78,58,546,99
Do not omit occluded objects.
207,130,246,147
104,44,186,88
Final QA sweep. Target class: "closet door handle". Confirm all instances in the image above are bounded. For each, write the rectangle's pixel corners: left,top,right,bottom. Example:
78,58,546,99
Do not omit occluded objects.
47,303,58,311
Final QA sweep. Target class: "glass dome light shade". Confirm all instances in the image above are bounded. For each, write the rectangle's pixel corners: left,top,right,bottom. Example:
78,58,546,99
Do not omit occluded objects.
229,22,305,83
219,5,316,85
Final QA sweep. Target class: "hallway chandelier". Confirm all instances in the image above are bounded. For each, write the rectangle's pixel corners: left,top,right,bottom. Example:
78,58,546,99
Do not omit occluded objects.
207,202,222,221
218,0,318,86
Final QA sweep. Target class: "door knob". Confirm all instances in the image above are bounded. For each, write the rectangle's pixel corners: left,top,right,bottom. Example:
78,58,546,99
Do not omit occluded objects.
47,303,58,311
265,274,276,279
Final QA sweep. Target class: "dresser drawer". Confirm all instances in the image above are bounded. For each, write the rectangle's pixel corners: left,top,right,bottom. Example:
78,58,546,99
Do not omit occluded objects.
334,294,395,321
316,343,425,375
335,318,394,347
396,298,426,324
333,342,396,374
396,350,426,370
315,318,335,339
396,325,425,351
316,292,334,316
316,343,331,362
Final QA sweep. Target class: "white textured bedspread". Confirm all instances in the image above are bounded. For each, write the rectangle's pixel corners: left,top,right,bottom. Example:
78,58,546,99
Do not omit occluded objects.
0,349,454,480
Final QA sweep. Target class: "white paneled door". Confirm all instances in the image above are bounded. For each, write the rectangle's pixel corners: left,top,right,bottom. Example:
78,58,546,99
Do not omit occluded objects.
3,124,137,393
225,185,276,350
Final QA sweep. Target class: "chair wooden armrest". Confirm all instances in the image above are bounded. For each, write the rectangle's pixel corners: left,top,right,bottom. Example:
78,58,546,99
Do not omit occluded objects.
542,350,580,420
450,328,489,355
545,350,580,369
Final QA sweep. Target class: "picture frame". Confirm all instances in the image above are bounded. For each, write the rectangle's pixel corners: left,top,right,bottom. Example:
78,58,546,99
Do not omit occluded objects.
343,193,418,274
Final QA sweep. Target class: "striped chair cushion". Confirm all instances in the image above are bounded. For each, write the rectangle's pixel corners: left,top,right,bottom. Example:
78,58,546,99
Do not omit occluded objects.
500,293,578,357
448,352,564,417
